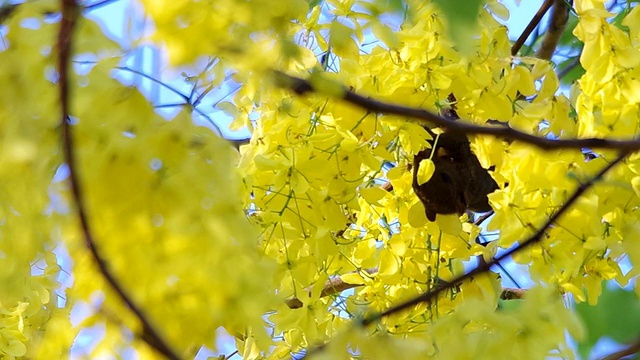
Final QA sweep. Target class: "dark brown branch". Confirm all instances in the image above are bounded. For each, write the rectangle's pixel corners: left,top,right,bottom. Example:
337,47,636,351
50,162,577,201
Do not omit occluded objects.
601,338,640,360
57,1,179,359
285,269,378,309
275,72,640,152
84,0,120,10
224,350,240,360
536,0,570,60
380,181,394,192
319,269,377,298
360,152,628,326
557,55,582,79
0,3,18,24
500,288,526,300
473,211,494,226
229,138,250,149
285,267,526,309
511,0,555,56
284,298,305,309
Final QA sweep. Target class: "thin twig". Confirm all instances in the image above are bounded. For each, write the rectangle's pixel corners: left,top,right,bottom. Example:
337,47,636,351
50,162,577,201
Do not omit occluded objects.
84,0,120,10
57,1,179,359
511,0,555,56
229,138,250,149
224,350,240,360
360,152,628,326
473,211,494,226
476,233,523,289
284,267,527,309
285,268,378,309
600,338,640,360
73,60,224,135
557,55,582,79
113,66,223,135
275,72,640,152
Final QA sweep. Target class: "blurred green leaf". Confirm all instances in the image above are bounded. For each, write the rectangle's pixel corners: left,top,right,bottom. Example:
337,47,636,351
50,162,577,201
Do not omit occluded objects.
383,0,404,13
611,6,630,33
575,285,640,359
433,0,483,55
308,0,322,9
558,56,585,86
497,299,524,312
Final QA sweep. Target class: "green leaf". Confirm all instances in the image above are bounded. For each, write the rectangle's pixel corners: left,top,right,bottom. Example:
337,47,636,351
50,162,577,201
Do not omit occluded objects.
383,0,404,13
497,299,524,312
558,57,585,86
433,0,483,55
575,285,640,359
611,6,631,33
307,0,322,9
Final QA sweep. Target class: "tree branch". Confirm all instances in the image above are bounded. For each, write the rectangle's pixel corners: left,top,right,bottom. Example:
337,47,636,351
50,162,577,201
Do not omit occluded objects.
557,55,582,79
500,288,526,300
0,3,18,24
284,269,377,309
511,0,555,56
536,0,570,60
229,138,250,149
284,267,526,309
83,0,121,11
601,338,640,360
57,1,179,359
275,72,640,151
